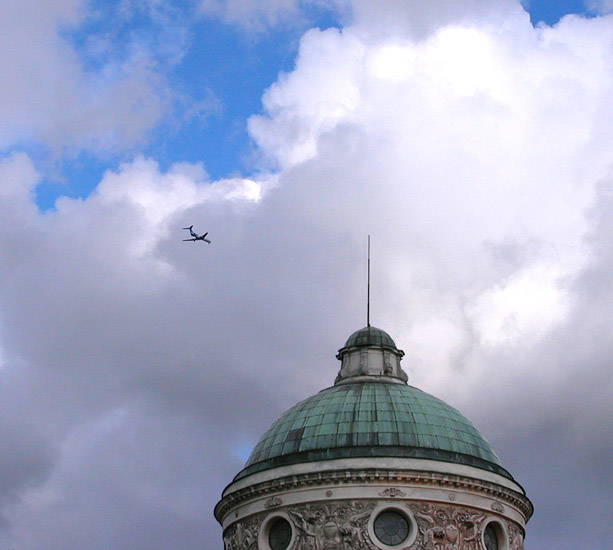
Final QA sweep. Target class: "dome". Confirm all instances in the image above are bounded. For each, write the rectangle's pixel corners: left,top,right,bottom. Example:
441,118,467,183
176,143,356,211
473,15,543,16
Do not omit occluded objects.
342,326,398,350
217,325,533,550
236,380,510,481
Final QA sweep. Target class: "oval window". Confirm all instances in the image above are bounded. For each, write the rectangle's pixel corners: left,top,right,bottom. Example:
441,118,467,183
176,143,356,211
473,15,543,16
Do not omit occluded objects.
484,523,499,550
374,510,410,546
268,517,292,550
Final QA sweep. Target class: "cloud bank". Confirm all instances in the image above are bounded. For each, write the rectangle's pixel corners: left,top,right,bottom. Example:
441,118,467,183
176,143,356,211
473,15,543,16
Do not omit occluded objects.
0,1,612,549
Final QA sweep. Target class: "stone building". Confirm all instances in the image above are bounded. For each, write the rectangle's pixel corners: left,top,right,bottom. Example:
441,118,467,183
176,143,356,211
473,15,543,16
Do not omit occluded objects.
215,326,532,550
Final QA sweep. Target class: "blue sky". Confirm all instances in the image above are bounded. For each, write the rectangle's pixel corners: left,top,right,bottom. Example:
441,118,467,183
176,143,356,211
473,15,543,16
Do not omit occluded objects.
33,0,341,209
31,0,595,210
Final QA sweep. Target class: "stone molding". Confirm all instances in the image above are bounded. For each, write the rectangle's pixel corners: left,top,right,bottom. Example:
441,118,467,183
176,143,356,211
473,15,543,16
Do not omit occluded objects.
226,457,523,494
215,467,533,529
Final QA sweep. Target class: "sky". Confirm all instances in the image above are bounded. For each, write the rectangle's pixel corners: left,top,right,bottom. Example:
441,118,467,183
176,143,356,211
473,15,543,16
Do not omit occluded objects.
1,0,613,548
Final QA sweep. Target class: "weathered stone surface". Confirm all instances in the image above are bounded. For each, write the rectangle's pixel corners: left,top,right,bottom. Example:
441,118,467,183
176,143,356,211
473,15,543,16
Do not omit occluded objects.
222,497,526,550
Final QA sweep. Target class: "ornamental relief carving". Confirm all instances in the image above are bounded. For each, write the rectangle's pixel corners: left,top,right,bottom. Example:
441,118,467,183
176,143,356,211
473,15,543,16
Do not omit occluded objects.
222,500,525,550
379,488,406,498
223,515,260,550
265,497,283,508
409,503,487,550
223,501,378,550
289,501,376,550
507,521,524,550
407,502,525,550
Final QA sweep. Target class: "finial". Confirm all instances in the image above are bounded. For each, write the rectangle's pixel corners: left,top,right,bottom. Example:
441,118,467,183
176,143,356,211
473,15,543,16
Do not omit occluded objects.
367,234,371,327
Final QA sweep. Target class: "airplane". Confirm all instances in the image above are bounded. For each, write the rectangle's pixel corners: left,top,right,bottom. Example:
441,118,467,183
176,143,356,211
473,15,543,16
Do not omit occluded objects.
182,225,211,244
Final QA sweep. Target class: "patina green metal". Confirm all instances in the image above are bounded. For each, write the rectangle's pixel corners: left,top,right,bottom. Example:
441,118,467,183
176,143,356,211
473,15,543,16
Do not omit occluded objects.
342,326,398,351
236,381,511,481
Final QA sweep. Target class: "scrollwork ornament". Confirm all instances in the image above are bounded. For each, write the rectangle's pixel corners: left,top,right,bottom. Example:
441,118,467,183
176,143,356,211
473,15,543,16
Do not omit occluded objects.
265,496,283,508
379,487,406,498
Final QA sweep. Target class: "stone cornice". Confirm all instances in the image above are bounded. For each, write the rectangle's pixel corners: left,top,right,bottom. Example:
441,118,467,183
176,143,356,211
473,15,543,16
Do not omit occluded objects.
215,466,533,525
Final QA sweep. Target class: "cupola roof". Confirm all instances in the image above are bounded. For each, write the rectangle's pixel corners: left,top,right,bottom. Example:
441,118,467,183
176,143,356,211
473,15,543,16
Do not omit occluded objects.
341,326,399,350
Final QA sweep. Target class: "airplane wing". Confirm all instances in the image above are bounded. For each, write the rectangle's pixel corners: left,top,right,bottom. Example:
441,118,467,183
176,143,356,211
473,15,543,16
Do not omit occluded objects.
183,238,196,241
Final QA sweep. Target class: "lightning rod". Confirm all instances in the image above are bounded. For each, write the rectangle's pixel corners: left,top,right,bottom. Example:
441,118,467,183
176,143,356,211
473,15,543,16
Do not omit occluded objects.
367,234,371,327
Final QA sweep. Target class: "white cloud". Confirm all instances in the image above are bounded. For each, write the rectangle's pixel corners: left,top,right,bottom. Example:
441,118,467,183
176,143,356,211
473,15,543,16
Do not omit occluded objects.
586,0,613,14
0,1,171,155
0,152,40,206
198,0,350,32
199,0,303,30
469,263,572,346
249,27,366,168
1,2,613,549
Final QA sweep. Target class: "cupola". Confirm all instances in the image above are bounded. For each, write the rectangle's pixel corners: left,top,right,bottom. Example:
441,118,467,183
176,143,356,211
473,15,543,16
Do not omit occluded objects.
335,326,408,384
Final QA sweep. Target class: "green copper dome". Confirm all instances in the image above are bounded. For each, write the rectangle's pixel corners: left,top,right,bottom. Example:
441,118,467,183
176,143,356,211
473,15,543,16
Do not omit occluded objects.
236,381,511,481
342,326,398,350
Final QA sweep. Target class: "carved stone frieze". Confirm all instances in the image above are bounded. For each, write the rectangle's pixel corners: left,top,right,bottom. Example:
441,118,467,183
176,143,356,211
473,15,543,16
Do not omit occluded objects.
507,521,524,550
289,501,377,550
223,500,526,550
223,515,260,550
223,501,377,550
409,502,487,550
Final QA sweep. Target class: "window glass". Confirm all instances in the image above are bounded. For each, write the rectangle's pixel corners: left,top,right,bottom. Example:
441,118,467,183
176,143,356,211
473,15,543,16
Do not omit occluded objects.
374,510,410,546
484,524,499,550
269,518,292,550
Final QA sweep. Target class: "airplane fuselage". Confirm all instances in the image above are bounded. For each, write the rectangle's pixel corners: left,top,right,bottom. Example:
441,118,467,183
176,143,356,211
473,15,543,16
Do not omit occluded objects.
182,226,211,244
